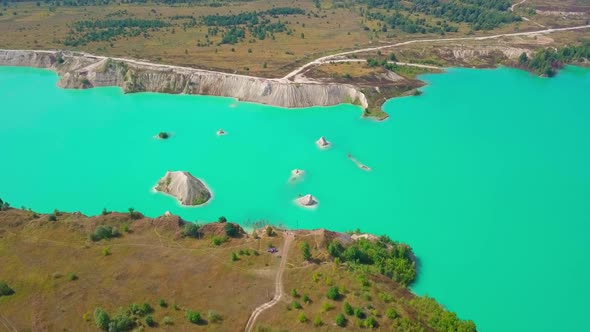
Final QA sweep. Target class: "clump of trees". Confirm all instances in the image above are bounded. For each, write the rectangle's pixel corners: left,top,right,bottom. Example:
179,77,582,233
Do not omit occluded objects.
183,223,201,238
64,18,170,46
94,303,153,331
410,0,520,30
409,296,477,332
361,0,519,32
519,45,590,77
327,235,416,286
90,225,120,242
224,223,240,237
300,241,311,261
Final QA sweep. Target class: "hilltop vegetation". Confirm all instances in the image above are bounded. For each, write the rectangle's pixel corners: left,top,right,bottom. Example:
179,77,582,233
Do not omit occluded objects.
519,44,590,77
0,205,475,331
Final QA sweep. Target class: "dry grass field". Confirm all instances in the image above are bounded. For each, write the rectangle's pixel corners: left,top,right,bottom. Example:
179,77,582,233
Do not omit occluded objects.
3,0,584,78
0,209,281,331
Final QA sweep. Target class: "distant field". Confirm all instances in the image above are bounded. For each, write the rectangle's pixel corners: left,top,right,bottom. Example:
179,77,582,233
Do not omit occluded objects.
0,0,571,77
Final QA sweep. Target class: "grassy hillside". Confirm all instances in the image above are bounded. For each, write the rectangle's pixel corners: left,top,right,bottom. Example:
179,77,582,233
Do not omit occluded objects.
0,205,476,331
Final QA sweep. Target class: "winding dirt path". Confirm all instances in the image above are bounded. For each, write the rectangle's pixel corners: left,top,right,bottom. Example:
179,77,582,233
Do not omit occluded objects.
283,24,590,80
244,232,294,332
510,0,527,12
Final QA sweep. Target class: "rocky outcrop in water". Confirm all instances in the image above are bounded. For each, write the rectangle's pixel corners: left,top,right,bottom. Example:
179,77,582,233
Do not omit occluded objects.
155,171,212,206
296,194,318,207
0,50,368,111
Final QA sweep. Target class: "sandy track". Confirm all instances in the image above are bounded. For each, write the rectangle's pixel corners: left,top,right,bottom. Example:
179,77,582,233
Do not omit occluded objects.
244,232,294,332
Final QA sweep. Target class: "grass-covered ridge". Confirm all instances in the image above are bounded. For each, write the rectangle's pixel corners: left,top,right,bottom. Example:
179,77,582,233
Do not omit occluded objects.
0,203,476,331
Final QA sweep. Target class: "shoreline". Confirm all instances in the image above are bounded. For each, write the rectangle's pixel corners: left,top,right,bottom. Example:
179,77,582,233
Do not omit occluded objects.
0,49,372,117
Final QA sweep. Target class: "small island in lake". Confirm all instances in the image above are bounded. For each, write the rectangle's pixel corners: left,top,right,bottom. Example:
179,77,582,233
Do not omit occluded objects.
296,194,318,207
157,132,170,139
316,136,331,149
154,171,212,206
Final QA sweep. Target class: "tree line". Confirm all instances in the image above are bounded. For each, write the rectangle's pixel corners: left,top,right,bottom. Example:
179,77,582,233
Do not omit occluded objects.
64,18,170,46
327,235,417,286
519,44,590,77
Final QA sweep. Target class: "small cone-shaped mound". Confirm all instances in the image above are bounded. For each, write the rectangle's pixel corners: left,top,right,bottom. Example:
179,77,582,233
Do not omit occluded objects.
155,171,212,206
297,194,318,207
316,136,331,148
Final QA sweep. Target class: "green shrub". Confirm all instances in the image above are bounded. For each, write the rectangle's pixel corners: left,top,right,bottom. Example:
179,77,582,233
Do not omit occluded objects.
344,302,354,315
159,299,168,308
207,310,223,323
292,300,302,309
145,315,155,327
224,223,239,237
302,294,311,303
326,286,341,300
94,307,110,331
183,223,200,238
90,225,120,242
335,313,347,327
265,226,275,236
386,308,398,319
313,315,323,327
139,303,153,315
0,281,15,297
218,216,227,223
231,252,239,261
379,292,393,303
102,247,111,256
298,312,307,323
48,214,57,221
211,236,227,246
163,316,173,325
299,241,311,261
291,288,299,298
68,273,78,281
128,207,140,220
354,308,366,319
364,316,378,328
129,302,152,316
110,309,135,331
186,310,201,324
321,302,334,312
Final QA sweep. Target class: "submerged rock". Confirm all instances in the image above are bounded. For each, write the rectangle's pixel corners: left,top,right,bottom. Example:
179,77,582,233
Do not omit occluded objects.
217,129,227,136
291,169,304,178
316,136,331,149
296,194,318,207
155,171,212,206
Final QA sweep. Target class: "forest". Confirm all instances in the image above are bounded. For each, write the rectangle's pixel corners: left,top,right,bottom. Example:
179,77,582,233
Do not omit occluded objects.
361,0,520,31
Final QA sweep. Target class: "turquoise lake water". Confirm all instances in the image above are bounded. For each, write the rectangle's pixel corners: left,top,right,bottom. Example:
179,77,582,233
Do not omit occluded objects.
1,65,589,331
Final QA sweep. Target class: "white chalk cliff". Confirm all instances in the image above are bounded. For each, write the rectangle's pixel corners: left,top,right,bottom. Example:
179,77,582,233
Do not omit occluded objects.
0,50,369,111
